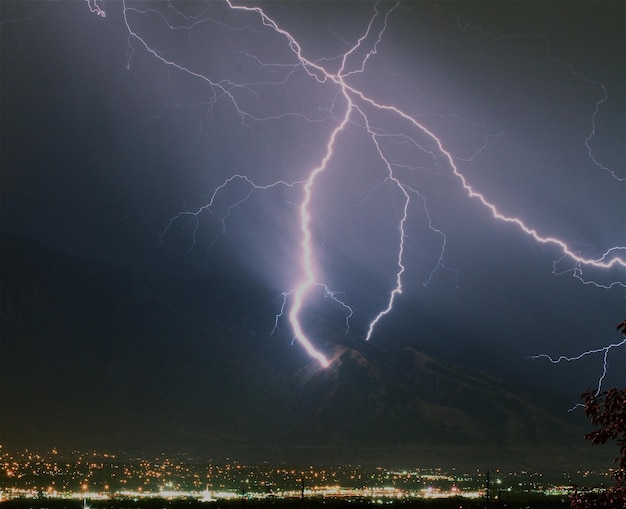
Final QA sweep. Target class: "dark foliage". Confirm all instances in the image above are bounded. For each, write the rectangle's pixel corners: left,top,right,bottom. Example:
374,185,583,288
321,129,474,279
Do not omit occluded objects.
570,321,626,509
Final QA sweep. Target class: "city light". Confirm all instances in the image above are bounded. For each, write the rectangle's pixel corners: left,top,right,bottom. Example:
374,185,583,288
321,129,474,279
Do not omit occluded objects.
0,448,612,503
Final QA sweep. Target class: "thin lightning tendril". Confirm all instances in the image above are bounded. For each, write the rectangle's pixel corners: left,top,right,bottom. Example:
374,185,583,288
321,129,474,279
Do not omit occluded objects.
87,1,625,370
158,175,306,253
530,335,626,404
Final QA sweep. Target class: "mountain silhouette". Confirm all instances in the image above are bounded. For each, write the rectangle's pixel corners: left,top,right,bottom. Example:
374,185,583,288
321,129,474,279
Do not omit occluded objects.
0,233,609,471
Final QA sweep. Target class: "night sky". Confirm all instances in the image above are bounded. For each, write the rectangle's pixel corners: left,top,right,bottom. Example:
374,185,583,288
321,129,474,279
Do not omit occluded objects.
1,0,625,447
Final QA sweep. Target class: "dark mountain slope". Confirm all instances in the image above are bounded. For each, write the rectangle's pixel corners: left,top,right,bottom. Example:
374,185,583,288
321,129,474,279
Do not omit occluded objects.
0,233,608,471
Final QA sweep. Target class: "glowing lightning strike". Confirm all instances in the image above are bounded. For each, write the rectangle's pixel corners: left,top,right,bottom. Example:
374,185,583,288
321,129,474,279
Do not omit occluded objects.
287,103,353,368
86,1,625,368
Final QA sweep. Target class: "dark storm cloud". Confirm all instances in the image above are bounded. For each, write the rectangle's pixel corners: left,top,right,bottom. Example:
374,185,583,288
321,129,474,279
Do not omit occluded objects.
1,1,624,395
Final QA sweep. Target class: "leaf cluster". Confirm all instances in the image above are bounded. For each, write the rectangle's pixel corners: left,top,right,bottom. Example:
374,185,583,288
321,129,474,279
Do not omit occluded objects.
570,320,626,508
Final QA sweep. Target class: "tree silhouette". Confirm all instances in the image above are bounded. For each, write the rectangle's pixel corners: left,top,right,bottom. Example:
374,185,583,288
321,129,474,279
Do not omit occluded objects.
570,320,626,508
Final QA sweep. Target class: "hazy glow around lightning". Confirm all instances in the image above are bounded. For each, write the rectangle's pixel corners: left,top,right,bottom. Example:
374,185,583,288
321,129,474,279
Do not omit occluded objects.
83,1,624,370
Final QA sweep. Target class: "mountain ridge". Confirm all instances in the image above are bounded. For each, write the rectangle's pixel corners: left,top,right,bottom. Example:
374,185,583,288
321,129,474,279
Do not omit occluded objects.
0,232,609,471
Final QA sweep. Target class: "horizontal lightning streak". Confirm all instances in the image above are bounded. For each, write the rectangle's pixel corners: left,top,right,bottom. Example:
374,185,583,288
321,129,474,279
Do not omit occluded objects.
531,336,626,396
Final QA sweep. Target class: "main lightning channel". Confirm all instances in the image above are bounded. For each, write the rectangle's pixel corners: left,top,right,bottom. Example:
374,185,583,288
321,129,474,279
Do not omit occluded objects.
287,92,353,368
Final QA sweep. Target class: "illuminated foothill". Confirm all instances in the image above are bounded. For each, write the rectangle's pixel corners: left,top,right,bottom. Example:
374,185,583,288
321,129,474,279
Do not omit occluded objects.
0,448,611,504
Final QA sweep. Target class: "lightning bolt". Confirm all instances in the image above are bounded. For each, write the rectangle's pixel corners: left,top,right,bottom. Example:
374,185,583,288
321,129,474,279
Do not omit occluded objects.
287,103,353,368
530,334,626,402
85,1,625,369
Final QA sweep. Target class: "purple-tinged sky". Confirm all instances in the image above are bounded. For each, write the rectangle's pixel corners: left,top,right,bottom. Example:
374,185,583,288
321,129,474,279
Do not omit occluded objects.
1,1,624,395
